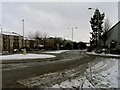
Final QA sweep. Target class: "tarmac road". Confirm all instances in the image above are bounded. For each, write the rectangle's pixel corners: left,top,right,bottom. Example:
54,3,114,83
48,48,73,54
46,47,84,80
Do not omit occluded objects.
2,50,96,88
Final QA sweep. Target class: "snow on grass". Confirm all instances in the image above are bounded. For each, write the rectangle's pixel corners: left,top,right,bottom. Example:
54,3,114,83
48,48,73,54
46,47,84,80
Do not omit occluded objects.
0,54,55,60
99,59,118,88
92,61,105,70
51,76,94,89
51,58,119,88
44,50,69,54
87,58,119,88
86,52,120,58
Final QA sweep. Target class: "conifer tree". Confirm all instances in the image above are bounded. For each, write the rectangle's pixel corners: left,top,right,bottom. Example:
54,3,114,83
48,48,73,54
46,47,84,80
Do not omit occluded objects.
90,9,105,49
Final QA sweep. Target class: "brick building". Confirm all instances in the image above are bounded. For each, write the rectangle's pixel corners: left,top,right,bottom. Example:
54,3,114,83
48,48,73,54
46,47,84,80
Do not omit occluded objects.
0,31,74,53
0,31,23,53
25,37,71,50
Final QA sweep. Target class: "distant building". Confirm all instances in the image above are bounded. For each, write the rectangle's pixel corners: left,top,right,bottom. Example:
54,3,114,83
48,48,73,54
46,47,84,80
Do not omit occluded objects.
25,37,65,50
63,40,72,50
44,37,63,50
25,39,35,50
0,31,76,53
99,21,120,50
0,31,23,53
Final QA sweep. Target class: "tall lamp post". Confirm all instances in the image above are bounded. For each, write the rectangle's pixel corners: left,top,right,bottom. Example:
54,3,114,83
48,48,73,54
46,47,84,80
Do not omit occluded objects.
22,19,26,54
67,27,77,50
0,25,2,54
22,20,24,48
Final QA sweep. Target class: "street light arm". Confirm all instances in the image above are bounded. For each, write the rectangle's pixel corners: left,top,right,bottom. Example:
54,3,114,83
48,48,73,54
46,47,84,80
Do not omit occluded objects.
67,27,78,50
88,8,92,10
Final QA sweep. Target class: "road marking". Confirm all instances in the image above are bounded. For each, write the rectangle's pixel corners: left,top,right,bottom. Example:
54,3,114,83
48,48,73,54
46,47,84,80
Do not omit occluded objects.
3,66,29,71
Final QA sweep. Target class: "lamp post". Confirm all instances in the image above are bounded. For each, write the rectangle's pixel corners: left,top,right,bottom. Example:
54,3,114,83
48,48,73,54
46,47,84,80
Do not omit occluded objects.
72,28,73,50
22,20,24,48
0,25,2,54
67,27,77,50
22,19,26,54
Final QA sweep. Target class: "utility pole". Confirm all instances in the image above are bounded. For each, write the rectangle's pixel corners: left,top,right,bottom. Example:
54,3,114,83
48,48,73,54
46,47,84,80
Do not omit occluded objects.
72,28,73,50
22,20,24,48
0,25,2,54
22,20,26,54
67,27,77,50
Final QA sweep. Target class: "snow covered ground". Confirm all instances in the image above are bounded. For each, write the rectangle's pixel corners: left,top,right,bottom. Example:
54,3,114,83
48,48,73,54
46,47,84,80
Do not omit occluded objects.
52,58,119,88
14,51,119,88
17,57,119,88
86,58,118,88
0,54,55,60
86,52,120,58
44,50,69,54
0,50,69,60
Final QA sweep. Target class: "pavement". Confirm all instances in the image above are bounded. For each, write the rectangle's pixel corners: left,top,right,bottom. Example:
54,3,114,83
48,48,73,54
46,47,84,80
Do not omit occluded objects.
2,50,119,89
2,50,93,88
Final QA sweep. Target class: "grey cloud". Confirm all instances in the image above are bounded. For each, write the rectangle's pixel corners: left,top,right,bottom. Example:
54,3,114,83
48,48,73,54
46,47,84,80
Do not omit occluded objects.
2,2,118,42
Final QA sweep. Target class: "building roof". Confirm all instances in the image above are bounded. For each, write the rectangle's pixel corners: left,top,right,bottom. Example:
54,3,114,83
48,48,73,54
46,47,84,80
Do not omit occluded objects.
105,21,120,34
100,21,120,37
2,31,22,36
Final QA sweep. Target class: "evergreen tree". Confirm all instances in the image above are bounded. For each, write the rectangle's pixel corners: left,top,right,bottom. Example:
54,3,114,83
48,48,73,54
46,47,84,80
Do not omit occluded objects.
90,9,105,49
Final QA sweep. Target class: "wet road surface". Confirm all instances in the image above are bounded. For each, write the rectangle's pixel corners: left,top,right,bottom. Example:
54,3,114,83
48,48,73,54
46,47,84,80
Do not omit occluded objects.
2,50,97,88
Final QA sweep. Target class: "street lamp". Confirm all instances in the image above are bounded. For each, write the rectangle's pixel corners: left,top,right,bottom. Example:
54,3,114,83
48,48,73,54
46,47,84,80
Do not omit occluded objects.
22,20,24,48
67,27,77,50
0,25,2,54
22,19,26,54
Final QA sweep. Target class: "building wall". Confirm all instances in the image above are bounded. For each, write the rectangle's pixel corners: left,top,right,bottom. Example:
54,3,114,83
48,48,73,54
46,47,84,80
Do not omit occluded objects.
13,36,19,49
25,40,30,48
106,22,120,49
19,36,23,49
106,26,118,47
117,22,120,49
3,35,9,51
100,21,120,50
0,32,23,53
9,35,13,52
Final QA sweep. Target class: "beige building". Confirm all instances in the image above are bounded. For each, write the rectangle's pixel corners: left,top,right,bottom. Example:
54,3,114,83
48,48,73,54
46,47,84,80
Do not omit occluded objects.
0,31,23,53
0,31,74,53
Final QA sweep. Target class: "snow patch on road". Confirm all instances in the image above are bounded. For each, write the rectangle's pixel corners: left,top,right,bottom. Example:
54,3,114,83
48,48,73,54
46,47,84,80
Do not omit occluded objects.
99,59,118,88
0,54,55,60
52,76,94,88
51,58,119,88
87,58,118,88
86,52,120,58
44,50,69,54
16,56,119,88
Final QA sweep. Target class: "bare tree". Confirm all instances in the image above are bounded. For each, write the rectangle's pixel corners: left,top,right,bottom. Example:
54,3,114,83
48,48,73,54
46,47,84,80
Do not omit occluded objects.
28,32,34,39
103,18,112,47
27,30,42,49
28,30,42,40
34,30,42,40
42,32,48,48
103,18,111,32
42,32,48,39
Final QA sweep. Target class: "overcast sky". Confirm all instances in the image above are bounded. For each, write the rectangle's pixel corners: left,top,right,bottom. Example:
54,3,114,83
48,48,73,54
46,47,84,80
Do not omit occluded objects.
2,2,118,42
